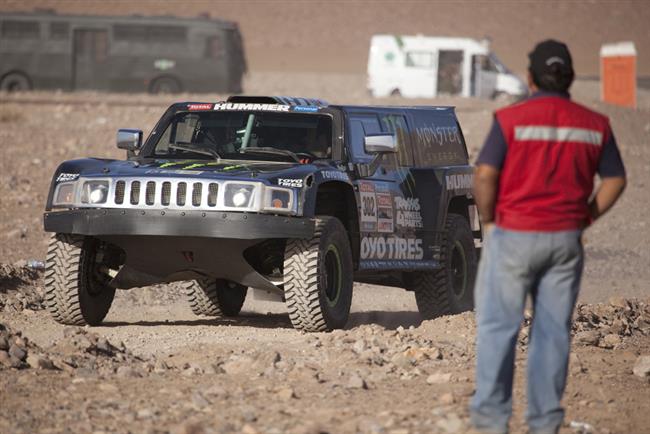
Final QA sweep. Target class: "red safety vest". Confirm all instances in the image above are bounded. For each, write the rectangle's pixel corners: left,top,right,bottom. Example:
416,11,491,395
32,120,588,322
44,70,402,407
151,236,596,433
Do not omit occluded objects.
495,95,610,231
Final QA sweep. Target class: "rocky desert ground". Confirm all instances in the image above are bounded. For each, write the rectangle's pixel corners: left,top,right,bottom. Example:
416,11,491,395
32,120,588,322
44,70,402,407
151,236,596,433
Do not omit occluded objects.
2,1,650,433
0,72,649,434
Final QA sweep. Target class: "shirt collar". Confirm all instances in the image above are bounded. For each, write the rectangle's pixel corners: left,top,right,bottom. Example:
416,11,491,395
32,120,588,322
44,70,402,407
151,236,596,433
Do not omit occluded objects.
529,90,571,100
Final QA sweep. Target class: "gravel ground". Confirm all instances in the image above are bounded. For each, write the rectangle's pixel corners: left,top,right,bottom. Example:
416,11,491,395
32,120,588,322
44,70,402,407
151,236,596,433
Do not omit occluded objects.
0,73,649,433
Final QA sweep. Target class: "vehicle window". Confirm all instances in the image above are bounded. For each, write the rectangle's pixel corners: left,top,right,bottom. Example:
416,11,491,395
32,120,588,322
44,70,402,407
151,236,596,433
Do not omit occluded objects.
50,22,69,40
74,30,108,64
153,111,332,160
380,114,412,167
348,115,381,163
405,51,434,68
1,20,40,39
205,35,222,58
437,50,464,95
113,24,187,44
474,54,499,73
488,53,508,73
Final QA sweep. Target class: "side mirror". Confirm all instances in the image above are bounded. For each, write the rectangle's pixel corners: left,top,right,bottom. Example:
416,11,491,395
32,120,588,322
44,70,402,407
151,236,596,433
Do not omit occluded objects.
117,129,143,152
364,133,397,154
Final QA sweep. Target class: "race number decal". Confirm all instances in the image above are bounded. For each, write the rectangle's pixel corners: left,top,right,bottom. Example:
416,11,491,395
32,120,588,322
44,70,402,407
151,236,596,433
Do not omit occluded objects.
359,181,377,232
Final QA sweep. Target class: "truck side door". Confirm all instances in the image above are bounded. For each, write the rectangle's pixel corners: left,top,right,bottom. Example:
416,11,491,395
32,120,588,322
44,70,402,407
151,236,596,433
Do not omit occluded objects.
347,111,425,270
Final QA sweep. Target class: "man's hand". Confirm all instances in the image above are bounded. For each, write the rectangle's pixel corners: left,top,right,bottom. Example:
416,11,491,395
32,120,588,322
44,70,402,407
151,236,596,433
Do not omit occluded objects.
588,176,626,223
473,164,501,226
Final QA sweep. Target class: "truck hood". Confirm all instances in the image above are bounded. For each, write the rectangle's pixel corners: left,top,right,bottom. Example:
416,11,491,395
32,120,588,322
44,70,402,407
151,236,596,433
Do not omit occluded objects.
52,158,331,185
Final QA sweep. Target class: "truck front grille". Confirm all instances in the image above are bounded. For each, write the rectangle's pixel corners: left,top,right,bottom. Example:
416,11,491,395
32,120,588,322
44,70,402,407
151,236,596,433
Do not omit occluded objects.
161,182,171,206
192,183,202,206
176,182,186,206
130,181,140,205
114,181,125,204
95,177,270,213
208,183,218,207
145,181,156,205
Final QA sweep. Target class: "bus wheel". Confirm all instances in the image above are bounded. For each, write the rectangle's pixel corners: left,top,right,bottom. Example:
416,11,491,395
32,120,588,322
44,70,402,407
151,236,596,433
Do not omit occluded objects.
150,77,181,94
1,73,31,92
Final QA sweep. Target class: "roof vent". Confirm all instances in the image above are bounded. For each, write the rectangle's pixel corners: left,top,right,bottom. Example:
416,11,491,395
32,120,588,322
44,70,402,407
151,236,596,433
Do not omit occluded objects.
226,95,329,107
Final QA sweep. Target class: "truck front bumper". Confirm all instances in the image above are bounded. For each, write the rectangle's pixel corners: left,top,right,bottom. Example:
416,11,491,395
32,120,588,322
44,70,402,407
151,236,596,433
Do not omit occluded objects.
44,208,315,240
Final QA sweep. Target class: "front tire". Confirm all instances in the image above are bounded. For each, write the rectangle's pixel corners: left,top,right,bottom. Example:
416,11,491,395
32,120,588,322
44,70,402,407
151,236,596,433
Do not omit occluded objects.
413,213,477,319
283,216,353,332
44,234,116,326
183,279,247,317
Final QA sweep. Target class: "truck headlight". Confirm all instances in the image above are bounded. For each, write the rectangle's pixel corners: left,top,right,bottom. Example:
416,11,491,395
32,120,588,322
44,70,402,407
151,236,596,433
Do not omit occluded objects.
263,187,294,213
81,181,109,204
52,182,77,206
224,183,257,208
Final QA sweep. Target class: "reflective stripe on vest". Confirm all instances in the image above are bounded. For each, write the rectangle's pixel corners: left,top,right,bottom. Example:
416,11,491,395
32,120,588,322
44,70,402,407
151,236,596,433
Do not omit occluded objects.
514,126,603,146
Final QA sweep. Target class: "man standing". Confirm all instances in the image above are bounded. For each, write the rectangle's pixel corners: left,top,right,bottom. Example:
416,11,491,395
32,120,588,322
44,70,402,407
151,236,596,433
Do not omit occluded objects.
470,40,627,434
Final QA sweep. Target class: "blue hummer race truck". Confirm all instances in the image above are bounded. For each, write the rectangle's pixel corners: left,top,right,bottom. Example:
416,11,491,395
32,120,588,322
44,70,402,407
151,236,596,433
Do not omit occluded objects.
43,95,481,332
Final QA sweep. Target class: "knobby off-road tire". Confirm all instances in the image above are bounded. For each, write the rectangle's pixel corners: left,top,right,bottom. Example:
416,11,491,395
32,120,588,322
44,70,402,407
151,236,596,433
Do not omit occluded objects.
183,279,248,317
414,213,477,319
284,216,353,332
44,233,116,326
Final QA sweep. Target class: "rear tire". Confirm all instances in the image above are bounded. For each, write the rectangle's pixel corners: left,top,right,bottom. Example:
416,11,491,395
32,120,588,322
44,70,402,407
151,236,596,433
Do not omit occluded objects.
283,216,353,332
0,72,31,92
183,279,247,317
44,234,116,326
413,213,477,319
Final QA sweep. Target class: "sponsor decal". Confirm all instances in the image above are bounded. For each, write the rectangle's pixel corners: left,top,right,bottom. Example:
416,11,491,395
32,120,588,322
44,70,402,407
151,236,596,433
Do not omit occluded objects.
158,160,194,168
376,192,394,233
415,126,461,146
321,170,349,182
214,103,291,112
153,59,175,70
360,236,424,260
292,106,319,113
446,173,473,191
278,178,304,188
183,162,248,171
144,169,204,175
359,181,377,232
187,103,213,111
56,173,79,182
395,197,423,229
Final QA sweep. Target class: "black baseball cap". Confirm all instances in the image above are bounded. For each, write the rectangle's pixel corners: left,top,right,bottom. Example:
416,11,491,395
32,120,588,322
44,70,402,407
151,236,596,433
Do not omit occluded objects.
528,39,574,77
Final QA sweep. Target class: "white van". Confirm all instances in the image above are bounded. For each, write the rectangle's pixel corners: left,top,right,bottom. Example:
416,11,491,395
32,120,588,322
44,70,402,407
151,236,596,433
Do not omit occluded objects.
367,34,526,99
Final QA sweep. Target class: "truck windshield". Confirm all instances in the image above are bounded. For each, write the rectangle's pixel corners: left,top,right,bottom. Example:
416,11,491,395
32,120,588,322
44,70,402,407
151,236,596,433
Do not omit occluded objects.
152,111,332,161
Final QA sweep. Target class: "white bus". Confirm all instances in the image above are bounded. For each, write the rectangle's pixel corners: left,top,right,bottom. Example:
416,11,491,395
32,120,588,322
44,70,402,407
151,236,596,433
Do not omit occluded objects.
367,34,526,99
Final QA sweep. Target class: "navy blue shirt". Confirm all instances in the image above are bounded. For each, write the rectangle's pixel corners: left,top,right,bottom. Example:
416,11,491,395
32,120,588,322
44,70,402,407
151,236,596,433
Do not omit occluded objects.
476,92,626,178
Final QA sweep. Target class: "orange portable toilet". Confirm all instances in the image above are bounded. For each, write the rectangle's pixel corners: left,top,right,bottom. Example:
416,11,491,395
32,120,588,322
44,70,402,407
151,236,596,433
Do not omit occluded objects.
600,42,637,108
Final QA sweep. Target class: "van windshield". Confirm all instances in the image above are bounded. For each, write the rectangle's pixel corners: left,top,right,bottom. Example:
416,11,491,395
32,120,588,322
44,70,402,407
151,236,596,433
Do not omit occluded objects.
488,53,509,74
152,111,332,162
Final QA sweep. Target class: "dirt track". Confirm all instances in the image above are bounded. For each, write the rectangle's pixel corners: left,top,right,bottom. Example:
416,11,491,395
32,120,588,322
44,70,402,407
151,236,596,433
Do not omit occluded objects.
1,71,650,433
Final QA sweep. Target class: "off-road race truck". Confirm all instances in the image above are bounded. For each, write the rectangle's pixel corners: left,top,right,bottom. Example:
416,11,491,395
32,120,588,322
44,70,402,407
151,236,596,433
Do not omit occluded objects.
43,95,481,332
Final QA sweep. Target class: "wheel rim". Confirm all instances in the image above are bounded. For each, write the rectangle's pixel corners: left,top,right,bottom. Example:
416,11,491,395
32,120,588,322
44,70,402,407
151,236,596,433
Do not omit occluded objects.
85,243,110,297
450,240,467,297
324,244,342,307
